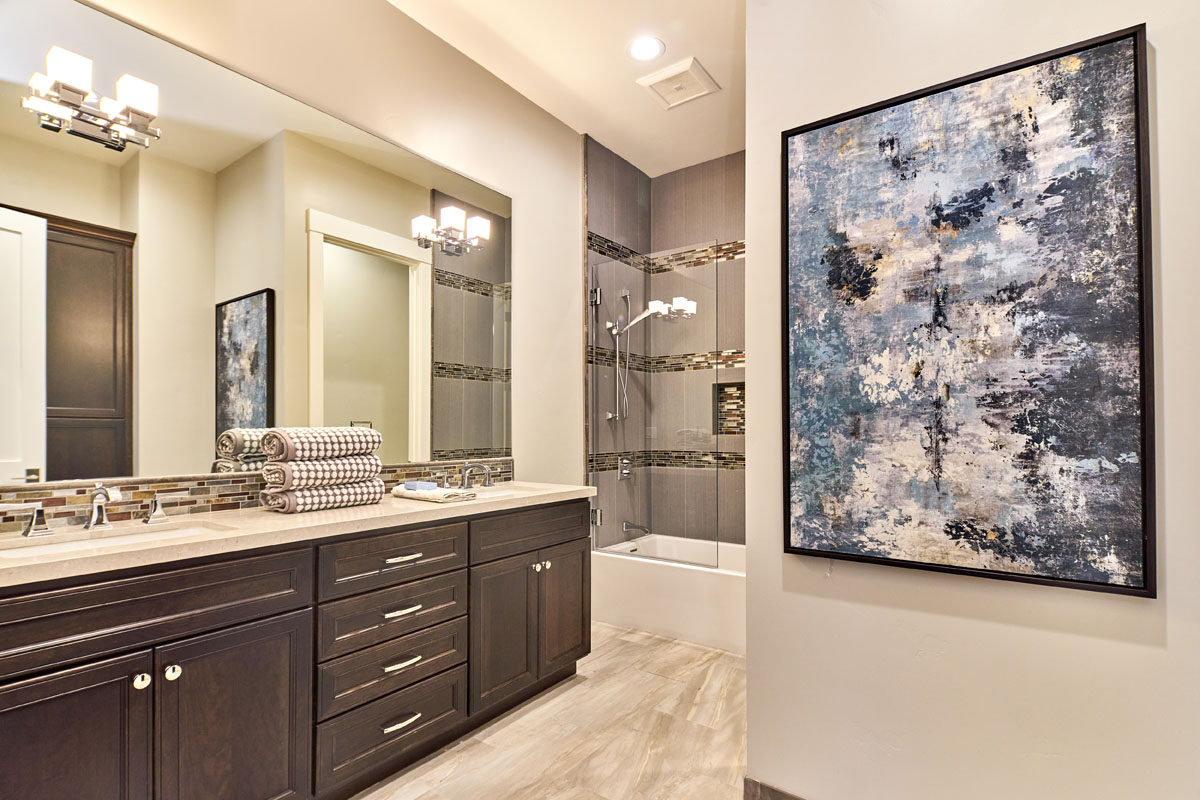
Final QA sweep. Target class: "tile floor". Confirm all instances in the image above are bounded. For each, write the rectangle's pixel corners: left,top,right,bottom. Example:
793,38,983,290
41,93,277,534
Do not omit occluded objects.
351,621,747,800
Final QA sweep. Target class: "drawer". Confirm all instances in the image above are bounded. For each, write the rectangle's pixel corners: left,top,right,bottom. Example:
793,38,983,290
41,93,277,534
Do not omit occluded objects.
317,570,467,661
0,550,312,682
318,522,468,601
470,500,589,564
315,664,467,794
316,617,468,721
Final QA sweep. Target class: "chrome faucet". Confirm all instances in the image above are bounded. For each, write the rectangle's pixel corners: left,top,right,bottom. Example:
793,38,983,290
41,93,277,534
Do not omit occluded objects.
460,462,494,490
0,501,50,537
85,483,114,531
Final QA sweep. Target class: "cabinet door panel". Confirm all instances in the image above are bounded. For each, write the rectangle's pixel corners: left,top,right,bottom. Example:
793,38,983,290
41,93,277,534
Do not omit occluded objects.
538,537,591,676
469,551,540,714
156,610,312,800
0,650,152,800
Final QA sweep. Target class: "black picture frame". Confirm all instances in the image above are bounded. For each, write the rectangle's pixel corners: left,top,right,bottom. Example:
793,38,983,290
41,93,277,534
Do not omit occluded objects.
780,25,1155,596
215,288,276,437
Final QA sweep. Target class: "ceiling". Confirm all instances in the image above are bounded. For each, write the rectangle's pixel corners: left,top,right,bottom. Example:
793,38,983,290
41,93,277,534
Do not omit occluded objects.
387,0,745,178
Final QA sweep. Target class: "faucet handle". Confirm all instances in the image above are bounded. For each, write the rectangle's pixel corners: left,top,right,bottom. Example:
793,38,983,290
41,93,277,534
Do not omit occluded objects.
143,494,170,525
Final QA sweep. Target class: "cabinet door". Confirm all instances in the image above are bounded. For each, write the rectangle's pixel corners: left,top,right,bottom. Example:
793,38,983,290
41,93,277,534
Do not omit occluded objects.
0,650,152,800
538,537,591,677
156,610,312,800
469,550,540,714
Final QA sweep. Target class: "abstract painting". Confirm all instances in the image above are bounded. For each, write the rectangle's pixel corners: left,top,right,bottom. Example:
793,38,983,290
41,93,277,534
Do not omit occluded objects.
215,289,274,436
782,27,1153,594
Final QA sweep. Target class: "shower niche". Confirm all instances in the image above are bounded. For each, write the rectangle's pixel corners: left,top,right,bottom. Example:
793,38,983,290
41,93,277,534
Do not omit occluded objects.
584,136,745,570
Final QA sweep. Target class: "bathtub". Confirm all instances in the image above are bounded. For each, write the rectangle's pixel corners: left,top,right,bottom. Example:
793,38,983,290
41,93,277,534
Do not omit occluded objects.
591,534,746,654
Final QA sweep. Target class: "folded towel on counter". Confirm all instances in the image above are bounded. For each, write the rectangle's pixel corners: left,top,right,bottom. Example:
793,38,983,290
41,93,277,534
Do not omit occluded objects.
391,485,476,503
261,426,383,462
261,454,382,490
260,478,385,513
211,458,266,473
215,428,270,461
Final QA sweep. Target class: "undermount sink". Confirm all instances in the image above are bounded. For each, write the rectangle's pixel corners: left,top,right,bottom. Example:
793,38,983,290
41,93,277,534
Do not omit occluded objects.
469,483,542,500
0,519,238,557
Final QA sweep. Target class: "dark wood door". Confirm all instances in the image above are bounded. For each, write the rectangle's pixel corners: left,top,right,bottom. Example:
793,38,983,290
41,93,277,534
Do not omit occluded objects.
155,610,312,800
469,550,540,714
44,219,134,480
538,537,591,677
0,650,153,800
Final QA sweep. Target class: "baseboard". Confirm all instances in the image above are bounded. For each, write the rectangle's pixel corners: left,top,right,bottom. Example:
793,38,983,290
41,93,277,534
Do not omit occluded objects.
745,777,806,800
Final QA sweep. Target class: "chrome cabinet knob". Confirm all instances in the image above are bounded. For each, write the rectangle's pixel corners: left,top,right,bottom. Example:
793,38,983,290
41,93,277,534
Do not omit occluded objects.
543,561,552,570
164,664,182,681
532,562,542,572
132,673,152,690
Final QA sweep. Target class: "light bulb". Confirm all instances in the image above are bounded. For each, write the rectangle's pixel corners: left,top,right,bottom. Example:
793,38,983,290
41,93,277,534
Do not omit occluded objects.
439,206,466,233
412,215,436,239
629,36,665,62
116,74,159,117
466,216,491,241
45,46,92,93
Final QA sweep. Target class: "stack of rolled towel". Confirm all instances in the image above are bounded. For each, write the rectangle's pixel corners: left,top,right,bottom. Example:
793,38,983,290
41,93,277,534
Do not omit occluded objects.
213,428,269,473
258,426,385,513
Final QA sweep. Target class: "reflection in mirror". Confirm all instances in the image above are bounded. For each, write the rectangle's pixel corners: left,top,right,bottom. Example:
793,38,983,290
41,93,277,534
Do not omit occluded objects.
0,0,511,486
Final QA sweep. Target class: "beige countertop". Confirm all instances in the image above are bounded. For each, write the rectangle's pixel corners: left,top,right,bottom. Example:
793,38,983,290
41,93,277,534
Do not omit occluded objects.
0,481,596,589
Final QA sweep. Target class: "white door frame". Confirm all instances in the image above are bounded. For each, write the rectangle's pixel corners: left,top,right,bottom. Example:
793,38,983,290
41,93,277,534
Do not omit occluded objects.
0,208,46,484
305,208,432,462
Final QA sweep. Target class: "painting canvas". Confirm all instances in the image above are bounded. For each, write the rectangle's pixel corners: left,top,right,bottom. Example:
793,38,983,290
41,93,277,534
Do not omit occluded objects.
215,289,274,435
782,28,1153,594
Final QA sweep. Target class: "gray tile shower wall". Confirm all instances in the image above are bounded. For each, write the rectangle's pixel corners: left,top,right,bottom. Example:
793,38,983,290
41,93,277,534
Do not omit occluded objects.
586,137,651,253
431,190,512,457
651,151,745,253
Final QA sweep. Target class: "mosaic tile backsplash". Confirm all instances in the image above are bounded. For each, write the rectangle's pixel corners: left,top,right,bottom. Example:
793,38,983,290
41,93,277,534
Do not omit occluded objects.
0,457,513,534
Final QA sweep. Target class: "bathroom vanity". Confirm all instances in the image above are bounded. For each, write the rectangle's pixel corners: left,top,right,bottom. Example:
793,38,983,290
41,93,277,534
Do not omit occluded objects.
0,485,593,800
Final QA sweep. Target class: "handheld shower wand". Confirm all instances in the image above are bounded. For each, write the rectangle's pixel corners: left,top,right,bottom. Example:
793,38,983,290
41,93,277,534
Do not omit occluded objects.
604,293,697,421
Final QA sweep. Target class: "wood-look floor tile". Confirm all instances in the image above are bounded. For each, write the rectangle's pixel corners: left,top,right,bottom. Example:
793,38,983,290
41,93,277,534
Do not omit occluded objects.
349,623,746,800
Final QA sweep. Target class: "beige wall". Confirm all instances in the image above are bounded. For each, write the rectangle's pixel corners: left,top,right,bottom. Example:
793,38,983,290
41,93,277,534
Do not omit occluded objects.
746,2,1199,798
88,0,586,484
321,243,410,463
0,131,122,228
125,153,216,475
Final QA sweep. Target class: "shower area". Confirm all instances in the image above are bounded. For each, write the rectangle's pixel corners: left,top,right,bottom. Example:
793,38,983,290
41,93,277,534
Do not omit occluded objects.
585,137,746,651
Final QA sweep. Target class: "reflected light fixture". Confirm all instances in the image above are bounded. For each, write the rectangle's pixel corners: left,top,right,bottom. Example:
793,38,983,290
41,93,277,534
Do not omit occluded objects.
22,46,160,152
412,206,490,256
629,35,665,61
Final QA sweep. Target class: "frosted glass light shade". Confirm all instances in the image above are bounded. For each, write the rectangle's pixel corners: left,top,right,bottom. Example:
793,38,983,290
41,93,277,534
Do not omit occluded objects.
439,206,466,233
412,215,436,239
46,47,92,93
685,299,697,315
116,74,159,117
648,300,667,315
21,95,72,121
671,296,688,311
28,73,54,94
99,96,124,118
466,216,490,241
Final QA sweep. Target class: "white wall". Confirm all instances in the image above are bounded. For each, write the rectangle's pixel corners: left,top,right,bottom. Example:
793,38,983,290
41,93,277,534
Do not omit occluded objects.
0,131,122,228
125,153,216,475
746,2,1199,799
321,243,410,463
88,0,586,484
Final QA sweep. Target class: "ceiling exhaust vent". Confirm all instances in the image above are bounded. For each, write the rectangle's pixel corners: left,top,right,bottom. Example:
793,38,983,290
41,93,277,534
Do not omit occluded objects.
636,57,721,110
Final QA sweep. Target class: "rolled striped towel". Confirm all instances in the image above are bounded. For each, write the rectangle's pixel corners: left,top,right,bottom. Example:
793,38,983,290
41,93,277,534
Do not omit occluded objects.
261,454,381,490
211,458,266,473
259,477,385,514
261,427,383,462
216,428,269,461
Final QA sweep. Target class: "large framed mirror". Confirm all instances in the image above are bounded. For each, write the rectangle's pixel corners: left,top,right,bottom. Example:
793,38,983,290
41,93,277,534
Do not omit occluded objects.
0,0,512,486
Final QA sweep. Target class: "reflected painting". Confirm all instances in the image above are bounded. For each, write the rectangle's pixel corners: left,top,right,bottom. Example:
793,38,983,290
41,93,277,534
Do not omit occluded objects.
215,289,275,435
782,28,1153,594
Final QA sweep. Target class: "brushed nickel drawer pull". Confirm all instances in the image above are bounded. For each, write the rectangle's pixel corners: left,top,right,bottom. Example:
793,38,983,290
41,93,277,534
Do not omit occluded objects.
164,664,182,681
382,654,423,673
382,603,423,619
384,552,424,565
381,711,422,735
132,673,152,690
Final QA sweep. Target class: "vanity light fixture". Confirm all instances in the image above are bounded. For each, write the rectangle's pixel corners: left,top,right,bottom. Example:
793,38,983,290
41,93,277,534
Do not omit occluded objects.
412,206,490,256
22,46,161,152
629,35,665,62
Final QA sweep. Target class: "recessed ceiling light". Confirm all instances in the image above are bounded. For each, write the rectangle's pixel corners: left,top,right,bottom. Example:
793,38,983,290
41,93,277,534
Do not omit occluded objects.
629,36,665,62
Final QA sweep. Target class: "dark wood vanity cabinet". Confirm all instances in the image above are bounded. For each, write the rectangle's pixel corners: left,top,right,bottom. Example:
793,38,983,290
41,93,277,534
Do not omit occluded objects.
0,498,592,800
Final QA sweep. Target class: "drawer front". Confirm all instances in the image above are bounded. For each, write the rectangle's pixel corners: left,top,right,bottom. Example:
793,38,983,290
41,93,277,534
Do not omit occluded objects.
317,570,467,661
315,664,467,794
469,500,589,564
316,617,468,721
318,522,468,600
0,550,313,682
